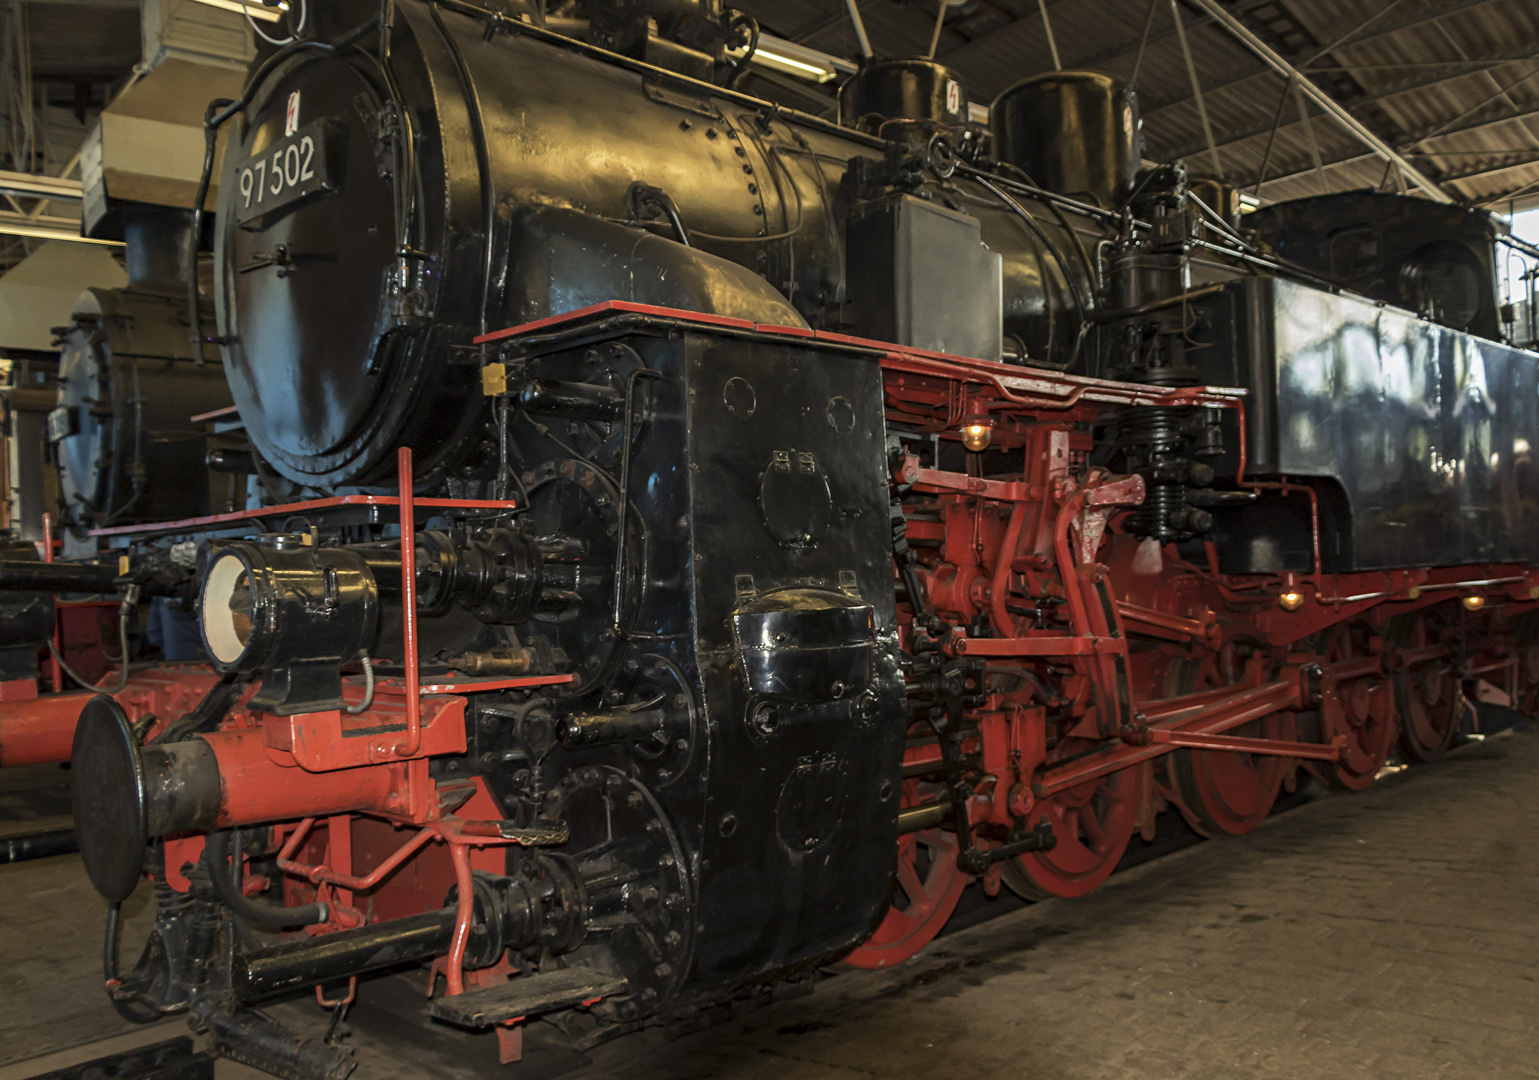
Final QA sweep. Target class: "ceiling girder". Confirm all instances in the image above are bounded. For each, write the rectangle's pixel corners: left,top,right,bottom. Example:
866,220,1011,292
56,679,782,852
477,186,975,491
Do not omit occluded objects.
1171,92,1539,164
1071,0,1505,82
1249,108,1539,191
1144,50,1539,122
1183,0,1449,200
1254,148,1539,194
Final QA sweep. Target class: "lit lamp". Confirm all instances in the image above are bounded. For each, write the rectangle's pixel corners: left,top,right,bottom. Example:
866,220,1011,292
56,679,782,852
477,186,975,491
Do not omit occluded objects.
960,417,993,452
187,0,288,19
1278,573,1304,611
1462,594,1485,612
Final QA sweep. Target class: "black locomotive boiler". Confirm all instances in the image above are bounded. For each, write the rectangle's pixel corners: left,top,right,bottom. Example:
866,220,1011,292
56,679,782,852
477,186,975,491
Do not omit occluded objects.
28,2,1539,1077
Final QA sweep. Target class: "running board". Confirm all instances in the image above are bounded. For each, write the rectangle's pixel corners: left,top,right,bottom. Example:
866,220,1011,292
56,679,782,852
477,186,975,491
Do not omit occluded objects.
428,968,629,1028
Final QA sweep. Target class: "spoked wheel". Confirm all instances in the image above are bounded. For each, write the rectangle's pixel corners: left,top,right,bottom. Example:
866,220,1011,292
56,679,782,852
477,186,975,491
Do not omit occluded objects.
1310,622,1397,791
845,752,965,969
1001,736,1139,900
1164,637,1296,837
1390,611,1459,765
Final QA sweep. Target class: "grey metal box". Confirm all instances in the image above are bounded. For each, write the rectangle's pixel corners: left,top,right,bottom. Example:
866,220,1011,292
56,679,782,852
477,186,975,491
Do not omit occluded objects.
845,194,1003,362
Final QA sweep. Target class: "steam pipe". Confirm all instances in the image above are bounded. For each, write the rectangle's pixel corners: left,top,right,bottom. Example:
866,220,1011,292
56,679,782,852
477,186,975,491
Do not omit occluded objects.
446,842,474,997
233,907,470,1001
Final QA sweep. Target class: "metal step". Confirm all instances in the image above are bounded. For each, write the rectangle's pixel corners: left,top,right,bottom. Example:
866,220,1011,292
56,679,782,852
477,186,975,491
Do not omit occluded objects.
428,967,628,1028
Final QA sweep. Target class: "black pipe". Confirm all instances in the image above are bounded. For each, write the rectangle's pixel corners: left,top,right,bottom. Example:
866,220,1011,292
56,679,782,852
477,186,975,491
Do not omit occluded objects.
204,830,327,929
0,827,77,863
232,907,467,1001
0,559,120,594
186,98,232,365
1088,282,1229,324
519,379,624,422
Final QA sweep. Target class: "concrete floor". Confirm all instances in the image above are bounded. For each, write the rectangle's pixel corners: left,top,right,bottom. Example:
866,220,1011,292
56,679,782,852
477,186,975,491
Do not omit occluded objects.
2,728,1536,1080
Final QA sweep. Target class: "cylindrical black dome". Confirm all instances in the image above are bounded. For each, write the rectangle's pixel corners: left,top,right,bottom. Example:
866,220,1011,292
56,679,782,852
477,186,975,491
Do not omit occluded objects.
837,59,969,135
991,70,1141,211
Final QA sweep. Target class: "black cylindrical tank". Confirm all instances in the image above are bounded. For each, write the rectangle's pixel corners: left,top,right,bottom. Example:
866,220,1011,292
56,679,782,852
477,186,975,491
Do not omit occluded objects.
215,1,1099,489
837,59,969,135
53,207,232,535
991,70,1141,211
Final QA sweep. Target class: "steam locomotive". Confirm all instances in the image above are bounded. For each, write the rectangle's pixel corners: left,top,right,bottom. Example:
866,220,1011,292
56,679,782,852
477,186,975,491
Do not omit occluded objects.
0,206,231,739
9,1,1539,1076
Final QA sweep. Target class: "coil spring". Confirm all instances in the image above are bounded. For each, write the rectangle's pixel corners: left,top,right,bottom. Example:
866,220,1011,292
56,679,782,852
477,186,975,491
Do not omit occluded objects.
1117,405,1191,542
1125,482,1185,542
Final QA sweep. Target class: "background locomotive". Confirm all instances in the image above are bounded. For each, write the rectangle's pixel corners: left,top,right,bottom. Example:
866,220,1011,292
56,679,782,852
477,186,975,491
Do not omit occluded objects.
4,1,1537,1077
0,205,233,722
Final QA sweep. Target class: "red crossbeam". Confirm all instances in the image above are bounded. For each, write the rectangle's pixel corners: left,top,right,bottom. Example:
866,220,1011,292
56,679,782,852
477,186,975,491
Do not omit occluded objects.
949,635,1125,656
1115,600,1213,643
1145,728,1347,762
1036,677,1304,796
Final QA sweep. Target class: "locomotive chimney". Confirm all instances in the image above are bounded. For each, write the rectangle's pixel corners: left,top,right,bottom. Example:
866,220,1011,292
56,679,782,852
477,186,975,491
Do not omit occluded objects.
121,204,196,296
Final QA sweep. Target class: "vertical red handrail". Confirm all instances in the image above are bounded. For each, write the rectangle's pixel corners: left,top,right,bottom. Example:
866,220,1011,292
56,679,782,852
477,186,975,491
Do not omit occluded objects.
396,447,423,757
41,512,60,692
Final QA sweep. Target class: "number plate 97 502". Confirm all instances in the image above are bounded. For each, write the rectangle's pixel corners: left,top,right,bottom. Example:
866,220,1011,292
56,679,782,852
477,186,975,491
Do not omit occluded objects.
234,119,337,227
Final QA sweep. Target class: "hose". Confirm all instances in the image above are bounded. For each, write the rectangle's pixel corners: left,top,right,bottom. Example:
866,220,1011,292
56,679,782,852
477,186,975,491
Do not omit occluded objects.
204,830,327,928
102,902,160,1024
722,12,759,90
50,602,131,694
344,652,375,714
627,182,691,247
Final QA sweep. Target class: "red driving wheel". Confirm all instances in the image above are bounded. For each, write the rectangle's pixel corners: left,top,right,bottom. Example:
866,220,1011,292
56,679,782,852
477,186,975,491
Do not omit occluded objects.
1310,622,1397,791
1164,636,1296,837
845,754,966,969
1001,734,1138,900
1391,610,1459,765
